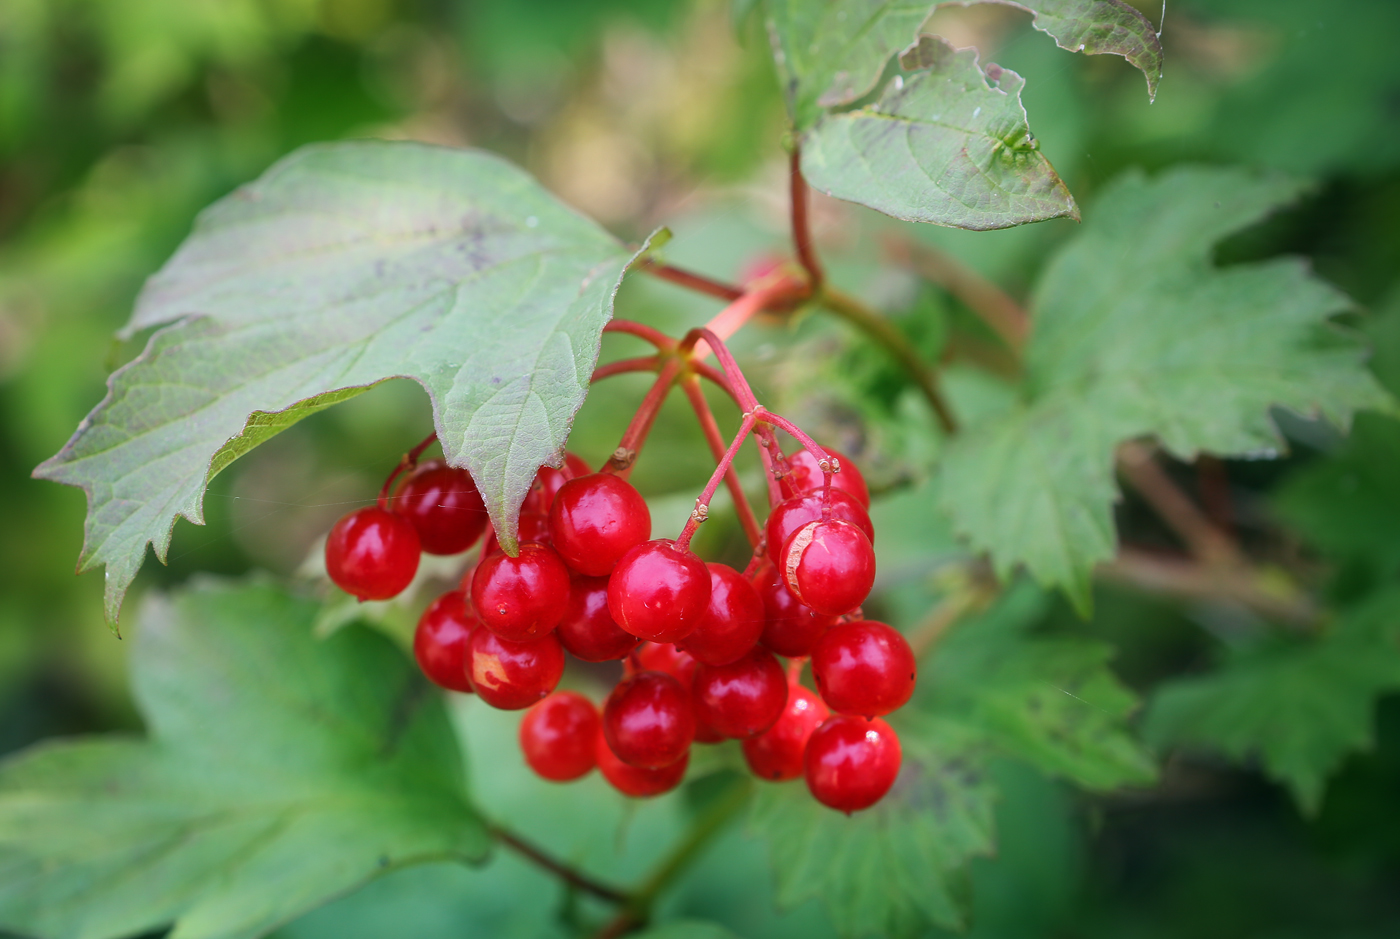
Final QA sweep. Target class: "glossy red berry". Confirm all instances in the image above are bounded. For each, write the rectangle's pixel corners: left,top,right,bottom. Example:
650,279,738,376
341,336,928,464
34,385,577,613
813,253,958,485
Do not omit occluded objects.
413,590,478,693
607,540,712,643
470,542,571,641
325,506,420,600
742,685,829,781
677,563,765,666
595,729,689,797
466,628,565,710
782,518,876,616
805,715,902,813
549,474,652,576
631,642,697,686
523,452,591,514
520,691,600,782
781,447,870,508
482,512,552,556
753,561,837,657
393,460,488,554
603,671,696,769
811,620,916,718
693,647,788,739
556,576,638,662
764,489,873,565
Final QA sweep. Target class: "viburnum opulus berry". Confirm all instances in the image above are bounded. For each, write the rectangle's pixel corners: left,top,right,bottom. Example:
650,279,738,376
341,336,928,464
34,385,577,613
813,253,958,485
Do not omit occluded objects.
549,473,651,576
805,715,902,813
520,691,600,782
742,683,829,781
594,728,689,797
780,446,870,507
470,542,571,641
413,590,478,693
465,628,564,710
811,620,916,718
781,517,877,616
692,646,788,739
752,561,836,657
325,505,420,600
607,539,712,642
676,563,765,666
393,459,488,554
764,488,873,566
555,575,638,662
602,671,695,768
523,452,591,514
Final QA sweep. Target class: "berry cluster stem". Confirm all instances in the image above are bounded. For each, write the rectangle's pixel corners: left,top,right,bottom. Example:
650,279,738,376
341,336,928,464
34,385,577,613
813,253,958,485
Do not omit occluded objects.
604,357,684,477
676,410,759,549
790,146,824,289
680,375,763,546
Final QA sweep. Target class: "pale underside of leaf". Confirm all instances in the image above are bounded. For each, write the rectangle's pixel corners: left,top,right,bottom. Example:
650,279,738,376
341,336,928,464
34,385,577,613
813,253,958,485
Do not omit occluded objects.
0,580,486,939
938,167,1396,612
764,0,1162,130
33,141,645,627
801,36,1077,229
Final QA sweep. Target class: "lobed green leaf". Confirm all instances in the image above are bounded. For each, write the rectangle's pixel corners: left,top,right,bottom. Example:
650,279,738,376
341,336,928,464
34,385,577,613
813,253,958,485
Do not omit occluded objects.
33,140,646,627
0,579,486,939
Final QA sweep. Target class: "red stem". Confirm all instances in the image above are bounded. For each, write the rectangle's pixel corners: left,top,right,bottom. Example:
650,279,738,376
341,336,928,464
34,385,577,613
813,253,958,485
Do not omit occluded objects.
604,319,675,350
592,356,661,382
692,328,760,411
604,357,683,478
677,412,758,549
644,261,745,302
790,146,824,289
691,360,737,400
680,376,762,547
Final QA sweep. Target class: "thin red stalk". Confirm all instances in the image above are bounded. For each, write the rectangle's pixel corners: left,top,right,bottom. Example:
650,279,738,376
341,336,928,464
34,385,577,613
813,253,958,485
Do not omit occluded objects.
690,360,737,401
604,357,683,478
644,261,744,302
378,432,439,509
694,328,760,411
680,376,762,547
592,356,661,382
604,319,675,350
677,412,758,549
751,423,789,508
790,146,824,288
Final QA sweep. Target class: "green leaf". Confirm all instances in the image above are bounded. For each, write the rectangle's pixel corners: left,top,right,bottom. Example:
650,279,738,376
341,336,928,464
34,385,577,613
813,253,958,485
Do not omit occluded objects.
632,922,744,939
939,167,1396,611
763,0,1160,130
32,140,645,627
1275,414,1400,574
800,36,1078,230
748,722,998,935
0,579,487,939
1144,588,1400,813
750,586,1150,936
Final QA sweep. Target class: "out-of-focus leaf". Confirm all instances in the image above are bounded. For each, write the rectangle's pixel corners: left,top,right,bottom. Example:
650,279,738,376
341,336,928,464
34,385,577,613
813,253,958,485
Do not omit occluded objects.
33,140,645,627
939,167,1395,611
801,36,1077,230
763,0,1161,129
0,579,486,939
1144,589,1400,813
633,922,744,939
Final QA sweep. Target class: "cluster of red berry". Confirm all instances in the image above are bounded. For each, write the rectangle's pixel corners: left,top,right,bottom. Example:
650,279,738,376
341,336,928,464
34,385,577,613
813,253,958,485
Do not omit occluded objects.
322,329,915,813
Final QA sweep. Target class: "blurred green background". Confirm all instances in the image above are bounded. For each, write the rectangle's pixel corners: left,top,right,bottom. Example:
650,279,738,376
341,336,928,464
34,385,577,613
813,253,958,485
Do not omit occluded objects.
2,0,1399,936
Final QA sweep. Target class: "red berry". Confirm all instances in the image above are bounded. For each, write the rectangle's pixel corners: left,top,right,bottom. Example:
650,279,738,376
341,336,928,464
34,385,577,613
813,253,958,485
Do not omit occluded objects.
556,576,638,662
482,512,552,556
466,628,565,710
549,474,652,576
325,506,420,600
677,563,765,666
520,691,599,782
603,671,696,769
764,489,873,565
413,590,478,693
523,452,591,514
753,561,837,657
693,647,788,739
742,685,829,781
781,447,870,508
631,642,698,685
811,620,916,718
805,715,902,813
595,728,689,797
607,540,712,643
393,460,488,555
782,519,876,616
471,542,571,641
